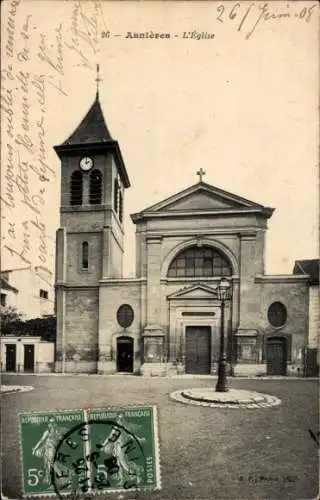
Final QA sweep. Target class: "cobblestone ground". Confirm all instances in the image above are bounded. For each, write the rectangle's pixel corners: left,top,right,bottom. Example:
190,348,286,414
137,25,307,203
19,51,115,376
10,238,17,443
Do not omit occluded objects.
1,375,318,500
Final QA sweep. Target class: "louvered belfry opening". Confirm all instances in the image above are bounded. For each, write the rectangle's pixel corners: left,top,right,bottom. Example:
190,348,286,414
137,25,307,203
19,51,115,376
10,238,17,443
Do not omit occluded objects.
114,178,119,211
119,190,123,222
70,171,83,205
89,169,102,204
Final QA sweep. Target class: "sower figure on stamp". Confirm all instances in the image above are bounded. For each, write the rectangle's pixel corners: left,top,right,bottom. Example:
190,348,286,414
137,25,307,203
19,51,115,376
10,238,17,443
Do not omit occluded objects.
99,422,145,487
115,413,147,443
32,417,67,484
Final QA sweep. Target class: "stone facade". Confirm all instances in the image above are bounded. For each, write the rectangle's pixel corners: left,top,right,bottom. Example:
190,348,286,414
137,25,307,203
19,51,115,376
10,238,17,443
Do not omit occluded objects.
54,94,312,376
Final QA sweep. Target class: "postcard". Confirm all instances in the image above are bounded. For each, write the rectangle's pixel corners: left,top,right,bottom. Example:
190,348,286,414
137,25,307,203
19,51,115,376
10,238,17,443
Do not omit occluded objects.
1,1,319,499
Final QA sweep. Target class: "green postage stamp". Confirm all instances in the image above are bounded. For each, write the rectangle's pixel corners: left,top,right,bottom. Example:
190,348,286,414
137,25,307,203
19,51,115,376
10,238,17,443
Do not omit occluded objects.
19,406,161,497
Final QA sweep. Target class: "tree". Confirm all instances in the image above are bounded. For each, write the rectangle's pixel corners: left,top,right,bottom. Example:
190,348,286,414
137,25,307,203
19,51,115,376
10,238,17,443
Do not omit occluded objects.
0,306,56,341
1,306,24,334
23,316,56,342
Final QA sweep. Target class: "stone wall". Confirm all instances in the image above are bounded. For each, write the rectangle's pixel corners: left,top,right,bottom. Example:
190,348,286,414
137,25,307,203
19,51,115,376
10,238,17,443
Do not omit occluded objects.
98,280,146,373
66,232,102,285
259,278,309,360
64,288,99,358
309,285,320,348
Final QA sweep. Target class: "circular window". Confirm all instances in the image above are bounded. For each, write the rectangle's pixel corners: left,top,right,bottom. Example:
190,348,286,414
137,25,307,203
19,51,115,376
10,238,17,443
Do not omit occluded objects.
117,304,134,328
267,302,287,328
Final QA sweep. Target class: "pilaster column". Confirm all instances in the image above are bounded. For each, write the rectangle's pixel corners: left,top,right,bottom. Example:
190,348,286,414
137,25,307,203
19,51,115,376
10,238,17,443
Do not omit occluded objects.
101,226,110,278
144,235,162,332
55,228,67,372
143,235,164,365
238,232,261,329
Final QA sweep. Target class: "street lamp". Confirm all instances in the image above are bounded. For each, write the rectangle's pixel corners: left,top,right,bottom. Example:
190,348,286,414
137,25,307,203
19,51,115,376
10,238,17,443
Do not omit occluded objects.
215,277,232,392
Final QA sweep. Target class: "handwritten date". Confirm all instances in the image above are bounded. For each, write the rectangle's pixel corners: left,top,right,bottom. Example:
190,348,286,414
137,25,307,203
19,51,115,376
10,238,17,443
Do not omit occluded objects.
216,2,317,39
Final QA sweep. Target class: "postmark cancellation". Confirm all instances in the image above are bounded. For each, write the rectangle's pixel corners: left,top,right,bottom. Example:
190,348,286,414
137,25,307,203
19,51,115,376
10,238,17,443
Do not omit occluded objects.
19,406,161,497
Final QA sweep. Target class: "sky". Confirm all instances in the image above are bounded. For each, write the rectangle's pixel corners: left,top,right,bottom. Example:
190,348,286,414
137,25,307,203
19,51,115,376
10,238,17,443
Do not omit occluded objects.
1,0,319,279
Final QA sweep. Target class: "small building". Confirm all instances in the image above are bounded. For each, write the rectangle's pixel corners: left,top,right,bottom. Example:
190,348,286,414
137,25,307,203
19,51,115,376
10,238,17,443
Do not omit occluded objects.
0,266,54,319
0,336,55,373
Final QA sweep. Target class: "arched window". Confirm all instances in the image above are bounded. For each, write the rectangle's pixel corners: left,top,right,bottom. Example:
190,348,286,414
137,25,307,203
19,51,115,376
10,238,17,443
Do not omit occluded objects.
167,246,232,278
267,302,287,328
114,179,119,212
89,169,102,204
82,241,89,269
119,191,123,223
70,171,83,205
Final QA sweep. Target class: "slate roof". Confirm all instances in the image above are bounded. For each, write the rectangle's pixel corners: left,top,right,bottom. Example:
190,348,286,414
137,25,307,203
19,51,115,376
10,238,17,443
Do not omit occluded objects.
293,259,319,285
60,92,113,146
54,93,131,188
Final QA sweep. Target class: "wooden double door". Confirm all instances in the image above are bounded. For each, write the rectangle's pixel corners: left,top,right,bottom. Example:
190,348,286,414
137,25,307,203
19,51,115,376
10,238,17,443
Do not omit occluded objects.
185,326,211,374
266,337,287,375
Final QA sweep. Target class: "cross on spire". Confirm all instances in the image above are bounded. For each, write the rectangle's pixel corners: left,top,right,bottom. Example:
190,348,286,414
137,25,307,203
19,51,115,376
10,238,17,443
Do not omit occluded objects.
95,64,103,97
196,168,206,182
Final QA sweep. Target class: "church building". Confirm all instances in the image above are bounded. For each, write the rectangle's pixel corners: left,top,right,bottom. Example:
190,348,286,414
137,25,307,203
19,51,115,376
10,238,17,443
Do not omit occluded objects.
54,91,311,377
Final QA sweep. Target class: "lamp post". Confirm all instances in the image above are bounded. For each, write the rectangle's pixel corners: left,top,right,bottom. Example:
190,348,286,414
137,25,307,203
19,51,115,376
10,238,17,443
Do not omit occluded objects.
215,277,232,392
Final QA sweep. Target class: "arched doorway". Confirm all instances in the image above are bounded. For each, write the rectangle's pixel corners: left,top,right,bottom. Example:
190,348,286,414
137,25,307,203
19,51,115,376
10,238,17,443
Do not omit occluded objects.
266,336,287,375
116,337,134,373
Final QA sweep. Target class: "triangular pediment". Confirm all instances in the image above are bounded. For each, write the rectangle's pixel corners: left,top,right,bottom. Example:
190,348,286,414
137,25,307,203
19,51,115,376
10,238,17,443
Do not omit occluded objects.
132,182,272,220
167,283,219,300
165,190,244,211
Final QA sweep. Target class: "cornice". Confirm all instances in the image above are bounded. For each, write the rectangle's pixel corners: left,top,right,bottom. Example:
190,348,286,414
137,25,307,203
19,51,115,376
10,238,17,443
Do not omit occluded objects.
240,232,257,240
61,205,107,213
131,207,274,223
99,278,147,286
255,274,310,284
55,283,99,290
145,234,163,242
161,276,240,284
136,228,262,237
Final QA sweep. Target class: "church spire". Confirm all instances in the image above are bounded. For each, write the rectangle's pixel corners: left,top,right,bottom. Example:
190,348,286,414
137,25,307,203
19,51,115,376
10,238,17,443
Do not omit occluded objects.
54,69,131,189
95,63,102,99
58,67,113,146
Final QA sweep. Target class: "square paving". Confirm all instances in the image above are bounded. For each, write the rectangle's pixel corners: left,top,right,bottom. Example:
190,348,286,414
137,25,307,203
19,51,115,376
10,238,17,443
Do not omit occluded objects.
1,375,318,499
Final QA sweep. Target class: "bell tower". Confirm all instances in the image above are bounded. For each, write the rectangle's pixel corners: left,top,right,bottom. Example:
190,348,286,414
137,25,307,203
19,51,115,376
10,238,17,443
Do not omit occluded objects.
54,83,130,373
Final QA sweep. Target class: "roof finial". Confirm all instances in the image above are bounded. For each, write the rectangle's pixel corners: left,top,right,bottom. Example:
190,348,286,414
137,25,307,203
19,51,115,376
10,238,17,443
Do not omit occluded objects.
196,168,206,183
95,64,102,98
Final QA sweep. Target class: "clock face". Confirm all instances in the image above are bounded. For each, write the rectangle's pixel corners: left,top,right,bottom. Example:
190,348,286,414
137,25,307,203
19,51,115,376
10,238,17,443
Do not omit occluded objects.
79,157,93,171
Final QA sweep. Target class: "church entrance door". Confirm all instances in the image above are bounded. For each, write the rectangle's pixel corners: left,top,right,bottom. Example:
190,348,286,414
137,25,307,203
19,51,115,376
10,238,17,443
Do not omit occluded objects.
266,337,287,375
117,337,134,373
185,326,211,374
